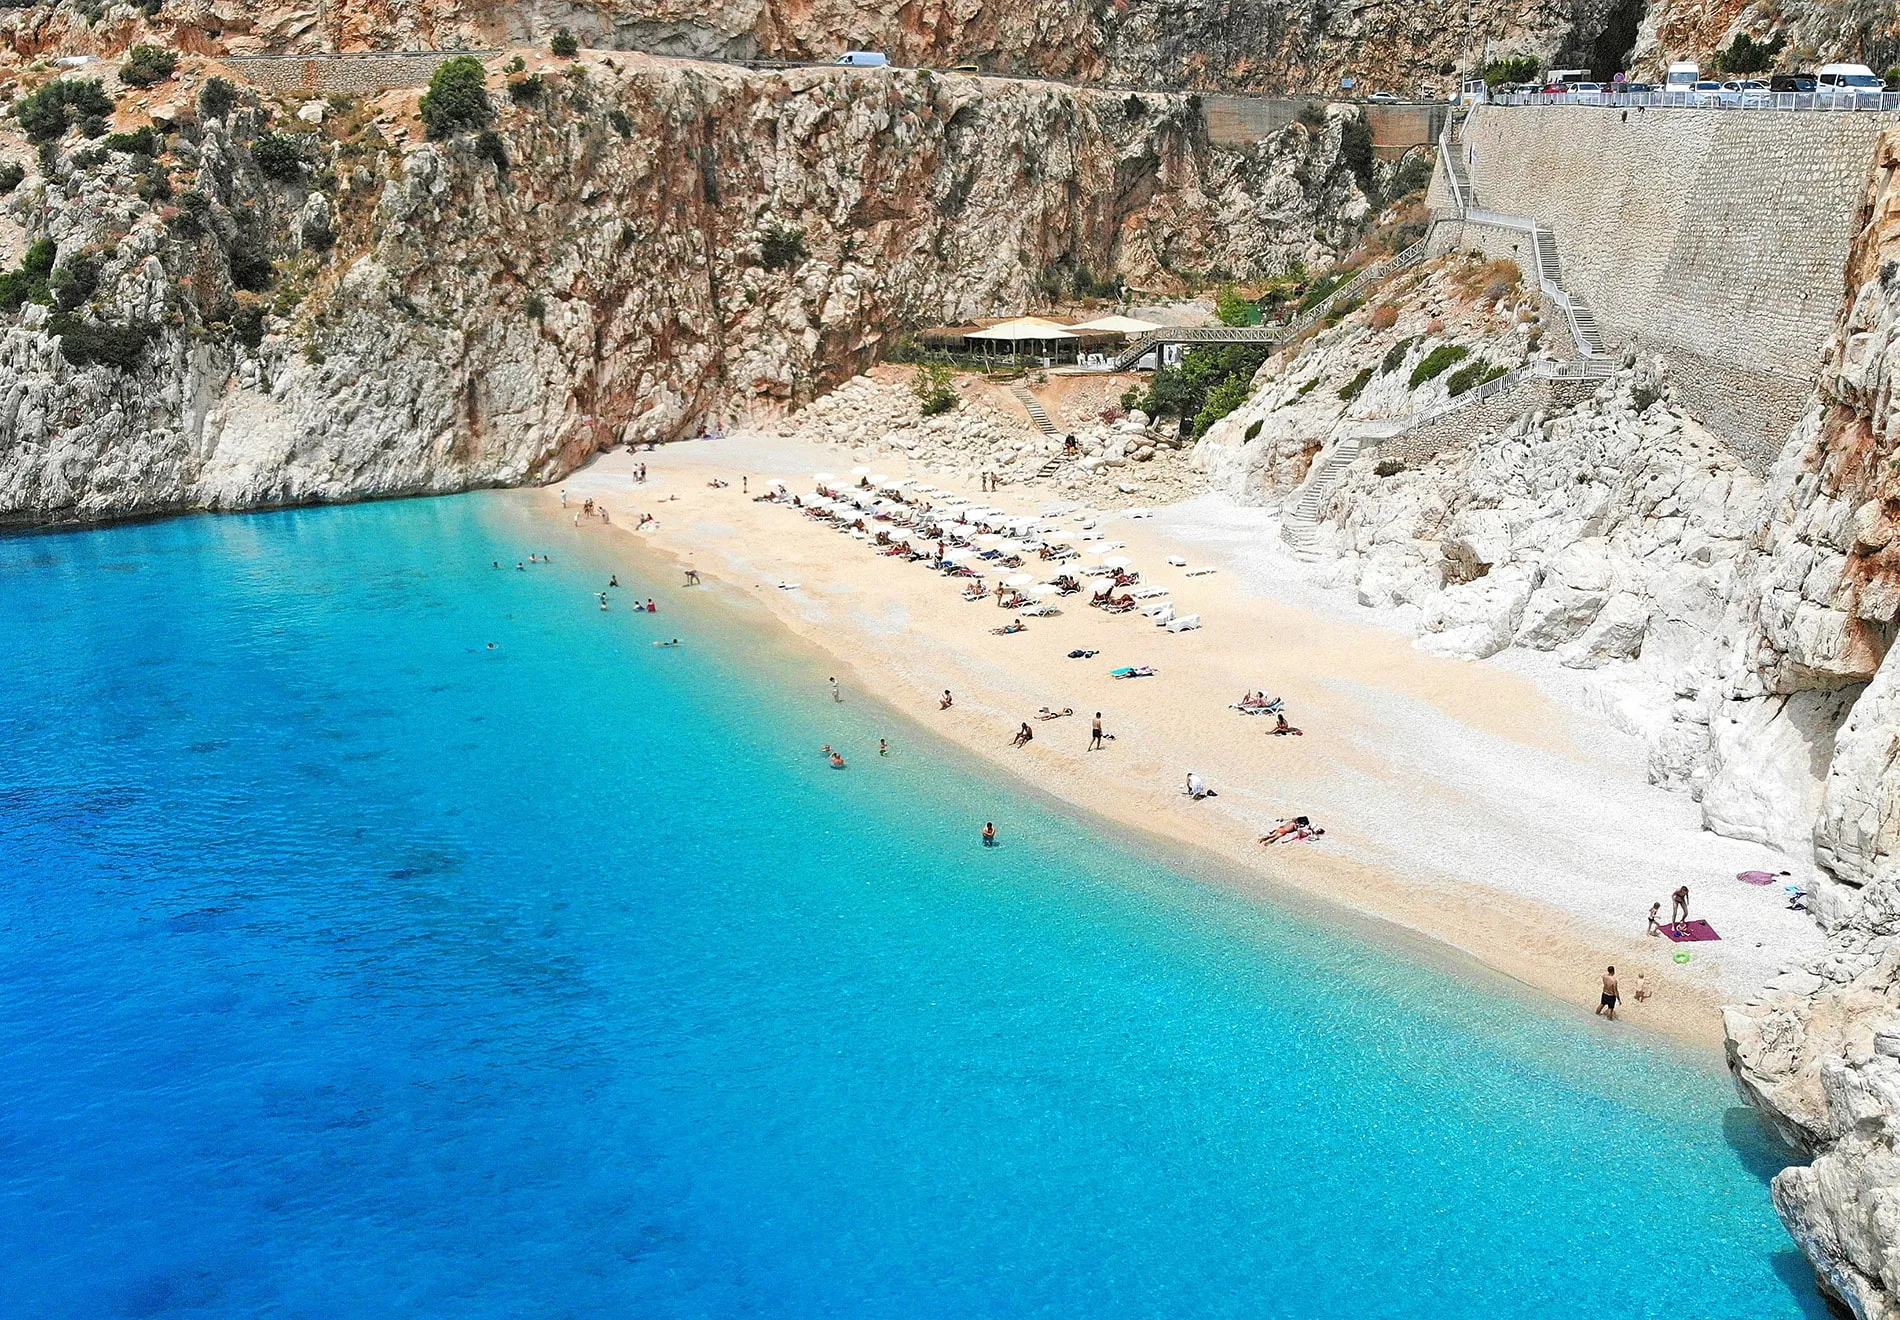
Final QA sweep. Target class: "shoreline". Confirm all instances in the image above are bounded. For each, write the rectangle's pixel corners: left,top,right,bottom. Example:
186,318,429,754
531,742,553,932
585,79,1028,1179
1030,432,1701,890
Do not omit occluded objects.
547,438,1824,1054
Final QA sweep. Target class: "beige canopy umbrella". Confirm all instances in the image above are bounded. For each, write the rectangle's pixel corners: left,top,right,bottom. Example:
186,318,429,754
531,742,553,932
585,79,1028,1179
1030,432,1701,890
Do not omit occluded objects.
1068,314,1165,337
965,317,1081,342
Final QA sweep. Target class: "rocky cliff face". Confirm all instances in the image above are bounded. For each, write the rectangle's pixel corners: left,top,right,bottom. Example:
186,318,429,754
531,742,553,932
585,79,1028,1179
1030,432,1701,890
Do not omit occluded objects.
0,52,1368,525
0,0,1630,94
1189,122,1900,1316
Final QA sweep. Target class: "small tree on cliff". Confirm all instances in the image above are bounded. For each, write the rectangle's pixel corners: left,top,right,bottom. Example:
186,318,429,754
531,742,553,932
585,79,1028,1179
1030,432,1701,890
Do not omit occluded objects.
1717,31,1785,74
551,28,579,58
419,55,493,139
912,362,958,416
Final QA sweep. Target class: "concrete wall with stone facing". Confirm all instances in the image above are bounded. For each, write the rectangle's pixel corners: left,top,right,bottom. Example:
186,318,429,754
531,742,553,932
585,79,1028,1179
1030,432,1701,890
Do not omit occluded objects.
1367,375,1595,470
220,51,499,94
1459,105,1897,385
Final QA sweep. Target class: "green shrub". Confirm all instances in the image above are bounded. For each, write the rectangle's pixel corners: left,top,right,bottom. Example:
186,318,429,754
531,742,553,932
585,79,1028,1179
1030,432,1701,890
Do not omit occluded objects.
16,79,114,143
1137,342,1270,427
1379,334,1418,374
508,73,542,103
1297,267,1351,313
1408,343,1467,387
1339,114,1374,192
760,225,807,270
607,108,632,137
419,55,492,138
475,129,508,172
198,76,236,121
0,237,56,310
1374,457,1404,477
1718,31,1784,74
523,293,545,320
1190,372,1252,438
1296,376,1320,395
912,361,958,416
50,253,99,311
1337,365,1373,401
119,44,177,87
48,313,154,368
1243,418,1263,440
0,162,22,194
1296,100,1326,131
1481,55,1540,88
1388,152,1433,200
250,132,306,180
551,28,579,58
1214,283,1257,327
103,125,158,155
1444,359,1507,397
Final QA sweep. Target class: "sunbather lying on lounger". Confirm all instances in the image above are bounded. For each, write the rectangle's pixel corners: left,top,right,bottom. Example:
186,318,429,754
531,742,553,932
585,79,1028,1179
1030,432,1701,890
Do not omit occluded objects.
1000,593,1030,609
962,584,989,601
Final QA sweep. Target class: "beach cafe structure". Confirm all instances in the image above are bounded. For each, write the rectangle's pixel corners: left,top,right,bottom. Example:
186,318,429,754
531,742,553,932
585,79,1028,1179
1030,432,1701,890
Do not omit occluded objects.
916,314,1165,367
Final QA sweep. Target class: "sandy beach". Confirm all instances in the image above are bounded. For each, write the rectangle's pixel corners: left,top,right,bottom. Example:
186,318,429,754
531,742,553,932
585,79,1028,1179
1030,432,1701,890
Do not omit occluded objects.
550,435,1823,1049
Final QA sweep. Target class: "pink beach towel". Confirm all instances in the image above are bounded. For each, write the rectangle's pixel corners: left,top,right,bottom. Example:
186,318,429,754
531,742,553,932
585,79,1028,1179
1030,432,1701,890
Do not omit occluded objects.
1660,920,1721,942
1738,870,1785,886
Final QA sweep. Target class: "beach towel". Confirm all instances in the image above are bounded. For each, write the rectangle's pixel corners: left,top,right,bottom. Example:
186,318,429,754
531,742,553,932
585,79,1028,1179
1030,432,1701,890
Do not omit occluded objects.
1659,920,1721,942
1738,870,1786,885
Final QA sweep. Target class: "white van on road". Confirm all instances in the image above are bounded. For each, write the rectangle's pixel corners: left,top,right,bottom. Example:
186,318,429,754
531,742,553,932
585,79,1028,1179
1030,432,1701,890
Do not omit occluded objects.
837,51,890,68
1817,63,1886,104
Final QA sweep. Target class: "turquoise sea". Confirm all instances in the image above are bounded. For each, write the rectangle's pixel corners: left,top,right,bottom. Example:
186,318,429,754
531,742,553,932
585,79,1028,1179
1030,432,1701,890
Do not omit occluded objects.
0,493,1823,1318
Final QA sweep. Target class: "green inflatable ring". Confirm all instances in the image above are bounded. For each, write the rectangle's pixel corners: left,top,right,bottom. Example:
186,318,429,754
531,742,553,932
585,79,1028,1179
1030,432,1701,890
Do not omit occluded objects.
1674,950,1692,964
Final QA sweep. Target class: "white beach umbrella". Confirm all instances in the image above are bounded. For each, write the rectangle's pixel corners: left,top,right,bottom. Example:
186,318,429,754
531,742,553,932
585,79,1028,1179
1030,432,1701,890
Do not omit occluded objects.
995,539,1022,556
870,473,890,485
814,472,835,483
944,548,976,563
974,533,1003,548
851,465,871,476
1104,555,1133,569
1004,573,1034,588
1027,582,1061,598
1091,580,1116,597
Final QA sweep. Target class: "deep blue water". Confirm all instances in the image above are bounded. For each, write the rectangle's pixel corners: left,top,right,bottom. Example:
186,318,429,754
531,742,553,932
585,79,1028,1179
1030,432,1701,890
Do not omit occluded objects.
0,493,1822,1319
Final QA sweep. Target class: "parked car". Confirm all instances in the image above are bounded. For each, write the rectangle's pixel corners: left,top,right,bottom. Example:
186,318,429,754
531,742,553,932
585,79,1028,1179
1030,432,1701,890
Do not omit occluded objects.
836,50,890,67
1620,82,1654,93
1690,79,1723,105
1769,73,1817,92
1365,90,1400,104
1718,78,1770,106
1567,81,1604,101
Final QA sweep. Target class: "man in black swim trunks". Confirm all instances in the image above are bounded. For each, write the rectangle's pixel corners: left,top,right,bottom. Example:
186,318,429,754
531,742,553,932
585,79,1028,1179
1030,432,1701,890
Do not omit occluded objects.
1595,966,1619,1021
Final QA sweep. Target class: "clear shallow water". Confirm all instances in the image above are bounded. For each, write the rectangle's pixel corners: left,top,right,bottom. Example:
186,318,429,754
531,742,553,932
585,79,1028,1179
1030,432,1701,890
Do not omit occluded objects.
0,493,1821,1319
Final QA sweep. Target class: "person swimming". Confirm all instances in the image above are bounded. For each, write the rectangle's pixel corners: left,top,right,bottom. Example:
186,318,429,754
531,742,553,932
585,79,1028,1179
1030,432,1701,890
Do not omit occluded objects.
646,599,656,613
829,751,847,769
609,575,619,588
982,822,997,847
879,738,888,756
654,638,680,647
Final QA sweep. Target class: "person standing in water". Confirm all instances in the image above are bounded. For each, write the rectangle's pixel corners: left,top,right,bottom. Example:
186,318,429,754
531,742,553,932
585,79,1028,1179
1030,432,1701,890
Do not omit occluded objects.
1088,713,1104,751
1596,967,1619,1020
830,677,842,703
879,739,889,756
982,822,997,847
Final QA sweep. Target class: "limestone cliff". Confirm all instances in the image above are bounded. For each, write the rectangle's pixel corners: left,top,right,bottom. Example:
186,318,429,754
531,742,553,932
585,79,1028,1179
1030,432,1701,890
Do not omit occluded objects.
0,0,1628,95
0,52,1367,525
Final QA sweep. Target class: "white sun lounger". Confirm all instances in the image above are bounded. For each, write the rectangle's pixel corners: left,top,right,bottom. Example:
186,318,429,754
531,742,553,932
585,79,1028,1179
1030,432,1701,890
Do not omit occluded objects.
1018,604,1060,617
1164,613,1202,632
1131,587,1169,599
1139,602,1173,620
1184,568,1217,577
1166,555,1188,567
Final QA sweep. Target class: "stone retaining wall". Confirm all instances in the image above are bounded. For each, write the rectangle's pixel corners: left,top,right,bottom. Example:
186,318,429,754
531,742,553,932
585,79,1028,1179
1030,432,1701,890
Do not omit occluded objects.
220,51,499,94
1458,105,1896,383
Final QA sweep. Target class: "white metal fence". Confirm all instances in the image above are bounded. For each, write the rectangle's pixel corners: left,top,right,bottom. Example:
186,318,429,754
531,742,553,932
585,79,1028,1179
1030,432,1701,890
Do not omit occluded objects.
1488,89,1900,113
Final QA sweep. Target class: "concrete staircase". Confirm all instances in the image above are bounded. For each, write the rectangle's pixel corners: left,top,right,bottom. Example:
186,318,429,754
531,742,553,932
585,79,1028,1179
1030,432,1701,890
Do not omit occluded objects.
1011,383,1059,435
1280,434,1366,560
